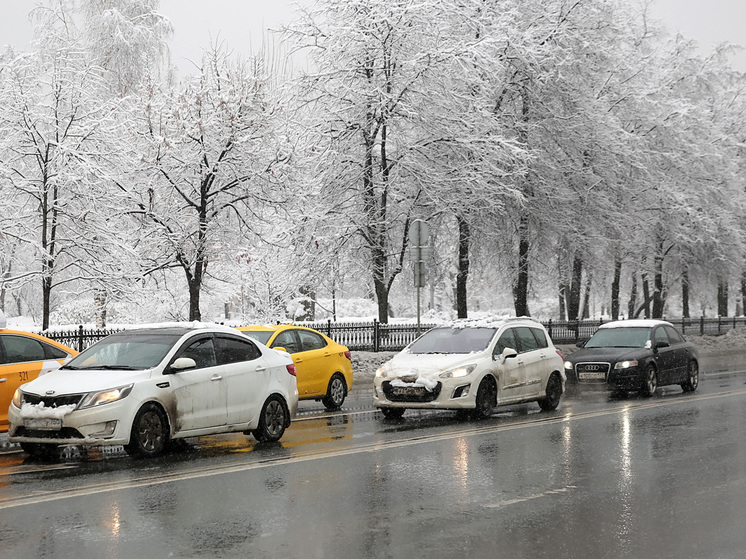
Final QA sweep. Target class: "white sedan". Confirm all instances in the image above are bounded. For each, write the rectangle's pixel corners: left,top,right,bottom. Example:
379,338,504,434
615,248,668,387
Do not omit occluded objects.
8,324,299,458
374,318,565,419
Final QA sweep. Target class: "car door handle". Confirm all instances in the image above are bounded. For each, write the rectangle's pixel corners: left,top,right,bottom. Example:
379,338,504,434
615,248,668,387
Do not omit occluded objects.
255,366,267,372
0,378,5,383
210,375,223,381
294,358,302,363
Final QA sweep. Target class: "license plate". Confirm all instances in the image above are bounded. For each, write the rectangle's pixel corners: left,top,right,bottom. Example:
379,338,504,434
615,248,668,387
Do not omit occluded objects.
578,372,606,380
392,386,422,396
25,418,62,431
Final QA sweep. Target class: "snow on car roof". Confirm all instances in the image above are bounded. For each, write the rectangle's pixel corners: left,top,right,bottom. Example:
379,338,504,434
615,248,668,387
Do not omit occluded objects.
598,319,673,329
444,316,541,329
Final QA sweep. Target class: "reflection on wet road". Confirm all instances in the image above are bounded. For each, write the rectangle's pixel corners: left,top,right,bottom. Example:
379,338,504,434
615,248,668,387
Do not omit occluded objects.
2,377,746,558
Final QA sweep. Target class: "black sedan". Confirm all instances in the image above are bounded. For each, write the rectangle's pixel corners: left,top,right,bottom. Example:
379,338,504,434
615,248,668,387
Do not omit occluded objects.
564,319,699,396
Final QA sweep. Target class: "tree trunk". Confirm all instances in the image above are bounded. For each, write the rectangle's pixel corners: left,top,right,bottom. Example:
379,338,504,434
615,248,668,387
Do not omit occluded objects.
582,272,592,319
567,255,583,321
611,257,622,320
627,272,637,319
682,268,690,319
455,215,470,319
512,214,530,317
639,273,651,319
652,252,666,318
718,280,728,317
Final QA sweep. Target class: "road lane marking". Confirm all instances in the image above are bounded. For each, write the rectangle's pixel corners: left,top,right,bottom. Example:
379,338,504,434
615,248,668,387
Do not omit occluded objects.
2,386,746,511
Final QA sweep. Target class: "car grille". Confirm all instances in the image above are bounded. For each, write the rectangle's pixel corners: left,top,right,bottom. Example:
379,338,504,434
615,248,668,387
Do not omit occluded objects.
14,427,84,439
575,362,610,383
382,381,442,402
23,393,84,408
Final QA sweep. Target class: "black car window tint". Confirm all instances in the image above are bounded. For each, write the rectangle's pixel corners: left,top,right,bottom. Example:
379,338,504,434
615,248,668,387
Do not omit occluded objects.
44,343,69,359
180,337,217,369
515,327,540,353
3,335,46,364
664,325,685,344
217,336,261,364
494,328,518,356
272,331,301,353
297,330,327,352
530,328,549,349
653,327,669,345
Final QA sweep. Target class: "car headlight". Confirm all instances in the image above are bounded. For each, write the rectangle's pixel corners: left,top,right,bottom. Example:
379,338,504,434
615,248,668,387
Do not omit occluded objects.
614,360,638,370
375,366,389,379
12,389,22,409
78,384,133,409
564,361,574,370
439,364,476,379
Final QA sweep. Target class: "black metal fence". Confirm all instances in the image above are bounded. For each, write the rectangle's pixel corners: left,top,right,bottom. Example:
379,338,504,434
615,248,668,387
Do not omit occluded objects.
40,316,746,353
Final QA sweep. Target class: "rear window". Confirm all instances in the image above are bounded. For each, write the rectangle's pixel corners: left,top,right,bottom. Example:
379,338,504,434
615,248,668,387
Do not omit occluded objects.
240,330,272,345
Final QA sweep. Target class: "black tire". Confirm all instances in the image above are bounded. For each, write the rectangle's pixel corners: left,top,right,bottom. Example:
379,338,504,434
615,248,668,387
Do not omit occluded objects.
538,373,562,411
473,376,497,420
124,402,169,458
322,374,347,410
640,365,658,397
379,407,405,419
253,395,288,443
20,442,58,458
681,360,699,392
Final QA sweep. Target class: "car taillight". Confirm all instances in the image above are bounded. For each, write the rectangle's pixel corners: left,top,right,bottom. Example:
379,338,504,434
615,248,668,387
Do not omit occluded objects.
344,350,351,360
556,349,564,361
286,364,297,376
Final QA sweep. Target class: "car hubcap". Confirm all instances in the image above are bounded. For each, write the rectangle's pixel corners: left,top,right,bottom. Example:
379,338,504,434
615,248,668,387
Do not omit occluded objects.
138,411,163,452
265,400,284,437
331,379,344,404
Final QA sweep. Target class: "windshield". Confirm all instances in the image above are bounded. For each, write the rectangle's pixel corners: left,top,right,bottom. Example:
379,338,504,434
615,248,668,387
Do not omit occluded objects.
240,330,273,345
584,327,651,349
407,327,497,354
62,332,183,370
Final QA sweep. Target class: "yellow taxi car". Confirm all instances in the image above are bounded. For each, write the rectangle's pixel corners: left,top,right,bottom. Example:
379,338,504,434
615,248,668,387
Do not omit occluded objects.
237,324,353,409
0,311,78,432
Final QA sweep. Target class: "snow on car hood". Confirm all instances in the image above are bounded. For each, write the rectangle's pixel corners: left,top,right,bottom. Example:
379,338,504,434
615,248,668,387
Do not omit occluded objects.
385,351,482,379
21,368,153,397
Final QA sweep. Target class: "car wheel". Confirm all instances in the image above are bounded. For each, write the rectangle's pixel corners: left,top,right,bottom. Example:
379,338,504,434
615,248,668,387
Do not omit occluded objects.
538,373,562,411
379,407,405,419
253,395,288,443
640,365,658,397
473,376,497,420
124,402,169,458
681,361,699,392
20,442,58,458
322,374,347,410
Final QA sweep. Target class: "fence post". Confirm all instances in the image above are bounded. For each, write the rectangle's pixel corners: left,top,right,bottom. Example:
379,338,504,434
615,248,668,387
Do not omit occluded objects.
718,316,722,334
327,319,331,337
78,325,84,352
700,315,705,336
373,319,379,352
575,319,580,345
547,319,552,341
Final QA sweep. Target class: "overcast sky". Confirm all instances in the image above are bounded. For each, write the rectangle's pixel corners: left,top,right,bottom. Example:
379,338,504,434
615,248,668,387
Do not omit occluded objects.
0,0,744,71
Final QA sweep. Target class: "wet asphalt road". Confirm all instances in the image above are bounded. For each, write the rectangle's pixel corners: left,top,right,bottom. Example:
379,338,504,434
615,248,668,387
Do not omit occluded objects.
2,368,746,558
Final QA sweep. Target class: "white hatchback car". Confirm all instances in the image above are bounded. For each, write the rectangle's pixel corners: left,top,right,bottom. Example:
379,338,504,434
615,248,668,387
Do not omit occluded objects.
8,324,299,458
374,318,565,419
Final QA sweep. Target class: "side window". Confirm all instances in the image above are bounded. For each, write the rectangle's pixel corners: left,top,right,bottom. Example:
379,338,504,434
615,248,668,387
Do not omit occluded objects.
653,327,669,346
272,331,301,354
664,326,684,344
2,335,46,364
530,328,549,349
216,336,261,365
179,337,217,369
515,327,540,353
297,330,327,352
494,328,518,356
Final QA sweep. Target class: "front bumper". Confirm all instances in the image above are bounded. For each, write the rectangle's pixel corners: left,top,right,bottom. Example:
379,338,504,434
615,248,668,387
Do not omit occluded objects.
568,364,643,390
373,378,475,410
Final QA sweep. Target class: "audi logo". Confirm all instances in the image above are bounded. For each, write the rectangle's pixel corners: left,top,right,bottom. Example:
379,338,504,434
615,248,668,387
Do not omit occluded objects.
582,364,601,372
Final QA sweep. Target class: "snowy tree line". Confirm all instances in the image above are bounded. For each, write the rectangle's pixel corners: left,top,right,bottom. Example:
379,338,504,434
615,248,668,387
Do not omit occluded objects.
0,0,744,329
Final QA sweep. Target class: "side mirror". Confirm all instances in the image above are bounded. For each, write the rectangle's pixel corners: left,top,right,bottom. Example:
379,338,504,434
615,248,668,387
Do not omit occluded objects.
500,347,518,363
655,340,670,350
576,340,586,348
169,357,197,372
273,346,289,353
